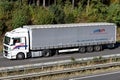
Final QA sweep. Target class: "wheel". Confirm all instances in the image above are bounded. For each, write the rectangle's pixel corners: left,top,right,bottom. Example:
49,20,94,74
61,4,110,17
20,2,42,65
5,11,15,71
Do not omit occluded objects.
94,45,102,51
16,52,25,60
42,50,52,57
86,46,93,52
107,44,115,49
79,47,86,53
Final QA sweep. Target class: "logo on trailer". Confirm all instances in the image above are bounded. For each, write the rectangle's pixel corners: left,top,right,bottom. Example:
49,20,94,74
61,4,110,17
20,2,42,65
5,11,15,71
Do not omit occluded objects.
93,28,105,34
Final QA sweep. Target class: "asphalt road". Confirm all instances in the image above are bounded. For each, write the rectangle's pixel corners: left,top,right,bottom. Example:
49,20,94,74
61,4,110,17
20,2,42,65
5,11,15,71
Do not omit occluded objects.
0,46,120,67
69,70,120,80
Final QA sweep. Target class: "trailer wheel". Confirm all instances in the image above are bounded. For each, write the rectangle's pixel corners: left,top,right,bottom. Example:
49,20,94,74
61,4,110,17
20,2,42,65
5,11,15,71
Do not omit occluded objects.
79,47,86,53
43,50,52,57
16,52,25,60
86,46,93,52
94,45,102,51
107,44,115,49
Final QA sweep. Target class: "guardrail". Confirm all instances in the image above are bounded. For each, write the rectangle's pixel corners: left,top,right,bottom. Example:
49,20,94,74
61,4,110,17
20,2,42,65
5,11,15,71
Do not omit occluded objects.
0,54,120,72
0,61,120,80
0,53,120,73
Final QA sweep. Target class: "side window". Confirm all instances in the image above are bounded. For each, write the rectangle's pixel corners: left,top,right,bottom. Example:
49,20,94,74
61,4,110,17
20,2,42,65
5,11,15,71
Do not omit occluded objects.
13,38,21,45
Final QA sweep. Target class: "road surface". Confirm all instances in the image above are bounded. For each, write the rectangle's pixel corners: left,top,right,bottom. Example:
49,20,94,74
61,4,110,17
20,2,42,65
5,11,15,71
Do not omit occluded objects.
69,70,120,80
0,46,120,67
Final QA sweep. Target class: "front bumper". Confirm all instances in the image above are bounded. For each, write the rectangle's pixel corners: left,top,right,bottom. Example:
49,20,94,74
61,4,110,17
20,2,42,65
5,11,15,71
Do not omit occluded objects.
3,51,16,59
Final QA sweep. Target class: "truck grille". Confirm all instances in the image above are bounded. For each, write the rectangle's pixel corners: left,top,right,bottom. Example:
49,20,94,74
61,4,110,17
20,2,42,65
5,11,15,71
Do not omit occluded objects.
4,51,8,56
4,45,8,50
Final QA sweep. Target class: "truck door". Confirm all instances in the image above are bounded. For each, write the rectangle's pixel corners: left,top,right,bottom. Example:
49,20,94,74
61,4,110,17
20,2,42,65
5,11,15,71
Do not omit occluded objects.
13,37,27,51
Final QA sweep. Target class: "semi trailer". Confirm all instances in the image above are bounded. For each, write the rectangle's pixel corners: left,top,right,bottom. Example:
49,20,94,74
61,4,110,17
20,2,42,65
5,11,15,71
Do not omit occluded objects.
3,23,117,59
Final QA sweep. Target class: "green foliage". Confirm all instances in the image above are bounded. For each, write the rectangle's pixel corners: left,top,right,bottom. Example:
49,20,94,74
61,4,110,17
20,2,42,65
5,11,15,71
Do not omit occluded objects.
0,20,7,35
56,0,64,6
84,0,107,22
0,0,120,31
0,1,13,19
31,7,54,24
0,20,4,35
64,0,75,23
49,5,65,24
0,1,13,35
73,2,84,23
107,3,120,26
12,6,30,29
64,13,75,23
0,1,13,12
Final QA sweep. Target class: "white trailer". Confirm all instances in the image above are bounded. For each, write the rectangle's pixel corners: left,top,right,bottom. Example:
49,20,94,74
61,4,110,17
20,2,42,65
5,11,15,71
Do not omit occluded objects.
3,23,117,59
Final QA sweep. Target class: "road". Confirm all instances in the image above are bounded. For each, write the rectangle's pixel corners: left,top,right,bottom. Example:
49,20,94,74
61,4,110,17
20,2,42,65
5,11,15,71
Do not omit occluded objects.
0,46,120,67
69,70,120,80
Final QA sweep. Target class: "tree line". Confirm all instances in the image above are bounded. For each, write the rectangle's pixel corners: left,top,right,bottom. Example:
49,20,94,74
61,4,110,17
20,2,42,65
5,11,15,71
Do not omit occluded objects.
0,0,120,35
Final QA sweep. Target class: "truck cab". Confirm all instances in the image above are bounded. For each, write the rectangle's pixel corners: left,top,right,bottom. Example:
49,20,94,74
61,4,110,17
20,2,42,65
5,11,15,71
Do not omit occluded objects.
3,28,29,59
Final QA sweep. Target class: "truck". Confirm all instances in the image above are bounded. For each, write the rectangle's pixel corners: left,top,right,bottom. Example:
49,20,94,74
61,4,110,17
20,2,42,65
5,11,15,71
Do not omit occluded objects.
3,23,117,59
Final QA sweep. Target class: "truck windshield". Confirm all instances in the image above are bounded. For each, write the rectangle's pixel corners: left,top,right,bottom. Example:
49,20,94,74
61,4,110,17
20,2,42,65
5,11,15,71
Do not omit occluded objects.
4,36,10,45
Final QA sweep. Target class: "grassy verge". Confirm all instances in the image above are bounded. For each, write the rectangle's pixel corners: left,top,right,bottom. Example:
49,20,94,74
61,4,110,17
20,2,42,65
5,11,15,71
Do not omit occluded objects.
27,66,120,80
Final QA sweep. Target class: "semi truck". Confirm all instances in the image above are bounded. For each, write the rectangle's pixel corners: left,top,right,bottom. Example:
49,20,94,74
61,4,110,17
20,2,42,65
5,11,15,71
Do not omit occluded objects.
3,23,117,59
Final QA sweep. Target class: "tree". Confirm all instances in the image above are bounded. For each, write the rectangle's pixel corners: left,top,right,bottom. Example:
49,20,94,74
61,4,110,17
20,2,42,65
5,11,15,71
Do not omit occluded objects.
110,0,120,4
49,4,65,24
31,7,54,24
0,1,13,19
12,6,30,28
0,1,13,34
0,20,7,35
64,0,75,23
84,0,107,22
107,3,120,26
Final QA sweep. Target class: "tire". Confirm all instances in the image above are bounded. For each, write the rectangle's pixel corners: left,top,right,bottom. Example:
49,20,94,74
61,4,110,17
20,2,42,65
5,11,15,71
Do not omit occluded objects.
94,45,102,51
79,47,86,53
16,52,25,60
86,46,93,52
107,44,115,49
42,50,51,57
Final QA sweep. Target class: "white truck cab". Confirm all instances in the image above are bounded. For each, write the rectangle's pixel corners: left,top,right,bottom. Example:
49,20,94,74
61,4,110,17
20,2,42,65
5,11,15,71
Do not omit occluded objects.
3,28,29,59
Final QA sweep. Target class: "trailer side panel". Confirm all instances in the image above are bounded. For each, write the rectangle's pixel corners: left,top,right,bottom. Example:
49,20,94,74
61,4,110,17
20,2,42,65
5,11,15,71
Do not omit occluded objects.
29,24,116,50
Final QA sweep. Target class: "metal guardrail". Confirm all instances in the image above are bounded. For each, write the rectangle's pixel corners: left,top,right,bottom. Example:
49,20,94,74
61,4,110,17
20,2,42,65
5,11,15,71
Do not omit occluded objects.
0,61,120,80
0,54,120,73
